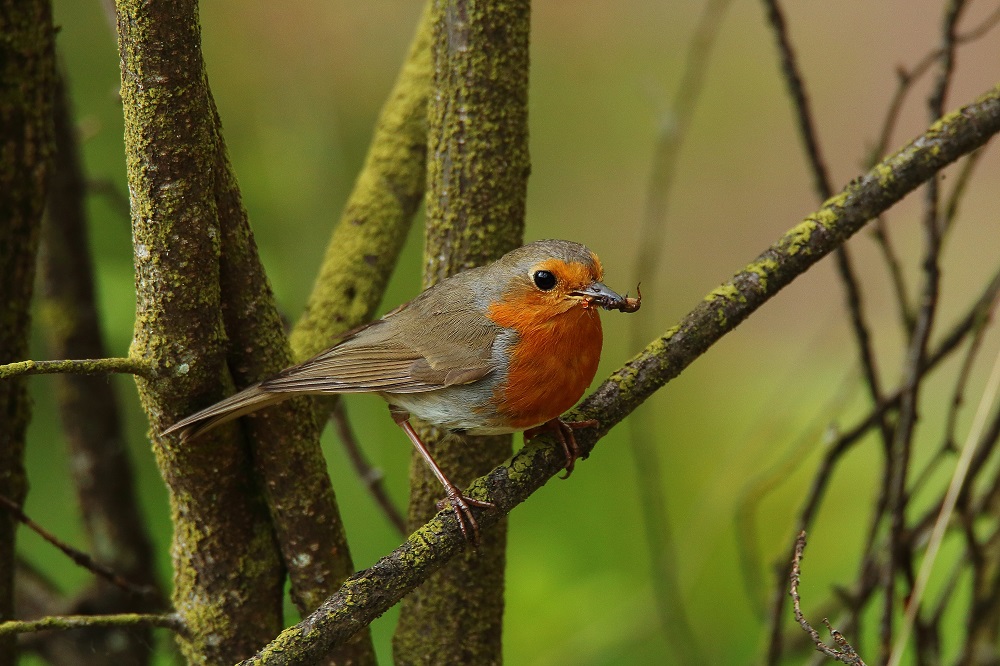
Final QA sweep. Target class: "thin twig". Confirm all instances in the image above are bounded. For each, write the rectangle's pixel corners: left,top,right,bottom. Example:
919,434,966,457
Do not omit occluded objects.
882,3,968,658
941,145,989,238
910,278,999,492
865,2,1000,335
790,532,867,665
889,346,1000,665
0,612,184,638
0,496,155,597
329,400,407,535
868,3,1000,165
767,262,1000,662
761,3,894,659
762,0,894,454
0,357,153,379
870,218,915,334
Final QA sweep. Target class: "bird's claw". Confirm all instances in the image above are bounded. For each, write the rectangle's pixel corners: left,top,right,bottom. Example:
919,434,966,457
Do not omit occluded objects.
525,417,600,479
437,487,494,546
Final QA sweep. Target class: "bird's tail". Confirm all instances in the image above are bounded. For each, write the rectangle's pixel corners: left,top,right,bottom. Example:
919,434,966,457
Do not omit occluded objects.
161,383,291,440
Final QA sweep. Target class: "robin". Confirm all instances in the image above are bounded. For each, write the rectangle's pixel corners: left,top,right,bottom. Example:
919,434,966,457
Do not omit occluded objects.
164,239,640,541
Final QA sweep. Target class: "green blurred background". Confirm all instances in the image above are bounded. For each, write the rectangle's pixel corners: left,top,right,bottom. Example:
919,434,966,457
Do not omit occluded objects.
22,0,1000,663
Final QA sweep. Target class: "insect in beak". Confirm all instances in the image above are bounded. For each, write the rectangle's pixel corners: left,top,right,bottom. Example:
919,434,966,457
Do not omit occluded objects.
570,282,641,312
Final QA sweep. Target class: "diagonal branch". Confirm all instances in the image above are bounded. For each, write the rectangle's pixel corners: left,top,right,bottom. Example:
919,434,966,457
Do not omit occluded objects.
237,82,1000,666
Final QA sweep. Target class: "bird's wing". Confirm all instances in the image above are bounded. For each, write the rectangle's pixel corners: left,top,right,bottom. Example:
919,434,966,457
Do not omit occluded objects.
262,286,503,395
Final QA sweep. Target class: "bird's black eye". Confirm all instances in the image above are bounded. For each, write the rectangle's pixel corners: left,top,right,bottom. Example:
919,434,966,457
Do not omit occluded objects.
532,270,557,291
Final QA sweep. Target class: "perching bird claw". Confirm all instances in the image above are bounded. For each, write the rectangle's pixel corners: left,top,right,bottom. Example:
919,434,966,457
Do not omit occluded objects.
436,488,494,546
525,417,600,479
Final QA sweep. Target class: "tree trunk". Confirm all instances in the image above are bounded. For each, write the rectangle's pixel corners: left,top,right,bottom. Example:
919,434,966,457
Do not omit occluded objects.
0,1,55,663
393,1,531,664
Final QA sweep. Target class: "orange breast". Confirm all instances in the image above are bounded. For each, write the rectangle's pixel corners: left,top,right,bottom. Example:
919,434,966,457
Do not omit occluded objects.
487,299,603,430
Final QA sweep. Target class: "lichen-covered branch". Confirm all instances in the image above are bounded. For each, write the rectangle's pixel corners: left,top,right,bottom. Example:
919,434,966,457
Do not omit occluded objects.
114,0,284,662
0,613,184,638
0,357,153,380
0,1,55,664
238,79,1000,666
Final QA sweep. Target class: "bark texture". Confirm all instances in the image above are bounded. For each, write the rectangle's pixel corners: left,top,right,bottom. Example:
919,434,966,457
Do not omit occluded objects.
115,1,284,662
0,1,55,663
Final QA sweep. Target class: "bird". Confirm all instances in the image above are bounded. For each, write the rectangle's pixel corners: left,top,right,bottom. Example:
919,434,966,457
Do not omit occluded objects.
163,239,640,542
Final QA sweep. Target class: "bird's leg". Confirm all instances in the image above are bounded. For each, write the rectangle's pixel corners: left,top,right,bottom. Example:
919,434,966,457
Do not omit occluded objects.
524,418,599,479
389,407,493,545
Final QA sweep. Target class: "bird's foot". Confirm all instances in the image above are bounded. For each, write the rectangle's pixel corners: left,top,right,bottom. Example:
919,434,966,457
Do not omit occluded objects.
525,417,599,479
436,485,494,546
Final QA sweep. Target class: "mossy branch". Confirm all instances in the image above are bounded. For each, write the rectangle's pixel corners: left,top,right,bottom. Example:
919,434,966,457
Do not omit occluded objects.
238,81,1000,666
0,613,184,638
0,2,56,664
0,358,154,380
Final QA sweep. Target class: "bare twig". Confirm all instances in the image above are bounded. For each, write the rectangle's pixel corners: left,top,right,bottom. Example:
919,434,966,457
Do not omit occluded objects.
761,3,895,659
767,262,1000,662
910,275,999,492
868,3,1000,165
941,145,989,238
0,496,154,597
889,346,1000,666
330,401,406,535
883,3,968,658
865,2,1000,335
790,532,867,665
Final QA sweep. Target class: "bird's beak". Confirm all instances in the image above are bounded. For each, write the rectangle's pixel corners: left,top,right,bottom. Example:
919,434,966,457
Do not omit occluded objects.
570,281,627,310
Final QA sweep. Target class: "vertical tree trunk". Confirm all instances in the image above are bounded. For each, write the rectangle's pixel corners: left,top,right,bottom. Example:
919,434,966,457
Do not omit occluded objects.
394,1,530,664
115,1,284,662
0,1,55,664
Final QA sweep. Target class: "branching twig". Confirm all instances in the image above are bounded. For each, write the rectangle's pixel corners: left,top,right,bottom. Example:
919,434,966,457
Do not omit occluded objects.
791,532,867,665
329,401,406,535
761,0,893,458
883,3,967,658
888,346,1000,666
941,145,989,238
0,496,154,598
865,2,1000,334
766,262,1000,657
761,3,894,658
